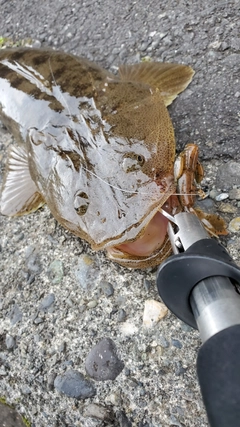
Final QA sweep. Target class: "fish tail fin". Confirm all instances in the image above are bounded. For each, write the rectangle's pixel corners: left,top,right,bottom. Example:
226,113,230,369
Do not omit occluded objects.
118,61,194,106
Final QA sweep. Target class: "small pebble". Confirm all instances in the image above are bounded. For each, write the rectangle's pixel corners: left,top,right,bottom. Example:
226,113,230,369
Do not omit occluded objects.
175,361,187,376
39,293,55,311
221,41,229,51
48,260,64,284
180,322,193,333
32,40,41,48
218,202,237,214
0,367,7,376
209,189,219,199
31,406,38,415
54,369,96,399
105,392,122,406
34,317,44,325
61,360,74,368
58,342,66,353
101,281,114,297
118,308,127,322
5,334,16,350
65,297,74,307
9,304,23,325
124,368,131,376
169,414,182,427
157,335,169,348
229,188,240,200
74,255,99,291
155,345,164,357
143,300,168,328
116,410,132,427
25,246,42,276
171,339,182,349
229,217,240,233
83,403,113,421
143,279,151,292
209,40,221,50
85,338,124,381
86,300,98,309
21,385,31,395
47,373,56,391
196,197,215,211
215,193,229,202
33,334,42,343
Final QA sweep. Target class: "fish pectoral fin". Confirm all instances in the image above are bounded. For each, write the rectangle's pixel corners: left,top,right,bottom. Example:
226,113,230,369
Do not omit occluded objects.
118,62,194,106
0,145,45,216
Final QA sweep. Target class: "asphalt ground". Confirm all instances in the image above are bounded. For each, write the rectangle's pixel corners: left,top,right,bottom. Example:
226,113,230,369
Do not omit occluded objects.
0,1,240,426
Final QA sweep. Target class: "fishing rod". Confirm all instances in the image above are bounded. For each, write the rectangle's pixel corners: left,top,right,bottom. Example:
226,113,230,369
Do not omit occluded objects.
156,211,240,427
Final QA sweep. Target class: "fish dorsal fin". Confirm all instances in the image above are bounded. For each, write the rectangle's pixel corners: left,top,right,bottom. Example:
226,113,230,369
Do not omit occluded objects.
118,61,194,106
0,145,45,216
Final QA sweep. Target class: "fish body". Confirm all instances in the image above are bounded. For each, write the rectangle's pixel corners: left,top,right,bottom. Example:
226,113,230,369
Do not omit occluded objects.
0,48,194,268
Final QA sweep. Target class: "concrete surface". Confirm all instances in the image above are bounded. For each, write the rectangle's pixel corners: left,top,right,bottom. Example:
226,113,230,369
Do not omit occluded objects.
0,1,240,426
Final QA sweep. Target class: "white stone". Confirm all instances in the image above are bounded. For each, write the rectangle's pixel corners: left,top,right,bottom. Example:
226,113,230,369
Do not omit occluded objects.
229,217,240,233
215,193,229,201
143,300,168,328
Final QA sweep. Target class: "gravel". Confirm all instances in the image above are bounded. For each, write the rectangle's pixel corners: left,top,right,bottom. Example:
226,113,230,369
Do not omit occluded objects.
0,0,240,426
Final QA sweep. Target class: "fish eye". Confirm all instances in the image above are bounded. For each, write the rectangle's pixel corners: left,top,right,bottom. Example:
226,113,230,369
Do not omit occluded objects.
28,129,45,146
122,152,145,173
137,155,145,166
74,191,89,216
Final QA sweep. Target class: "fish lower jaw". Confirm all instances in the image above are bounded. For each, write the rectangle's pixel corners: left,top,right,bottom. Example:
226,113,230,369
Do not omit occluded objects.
106,211,169,266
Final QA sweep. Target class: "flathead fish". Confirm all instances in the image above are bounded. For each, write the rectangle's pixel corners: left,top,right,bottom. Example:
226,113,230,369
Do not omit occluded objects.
0,48,194,268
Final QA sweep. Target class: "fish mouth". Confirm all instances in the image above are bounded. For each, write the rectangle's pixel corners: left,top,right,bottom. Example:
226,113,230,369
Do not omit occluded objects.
110,211,169,256
107,196,178,268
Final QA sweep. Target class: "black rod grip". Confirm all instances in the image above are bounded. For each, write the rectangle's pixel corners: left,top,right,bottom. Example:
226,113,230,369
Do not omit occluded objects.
197,325,240,427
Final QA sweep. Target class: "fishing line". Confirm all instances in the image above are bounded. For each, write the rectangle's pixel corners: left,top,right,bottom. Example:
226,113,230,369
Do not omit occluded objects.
80,164,203,197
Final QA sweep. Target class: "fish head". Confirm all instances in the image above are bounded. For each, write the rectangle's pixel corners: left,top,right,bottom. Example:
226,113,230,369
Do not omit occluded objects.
28,83,176,268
